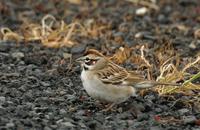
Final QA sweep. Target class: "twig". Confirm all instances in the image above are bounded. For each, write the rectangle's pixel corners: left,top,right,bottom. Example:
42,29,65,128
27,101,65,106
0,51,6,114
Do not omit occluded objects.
41,14,56,36
182,56,200,72
156,63,176,81
63,23,75,42
140,45,152,67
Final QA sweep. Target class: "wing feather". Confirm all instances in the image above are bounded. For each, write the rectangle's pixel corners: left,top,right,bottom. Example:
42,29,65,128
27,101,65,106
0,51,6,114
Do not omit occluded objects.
96,62,144,86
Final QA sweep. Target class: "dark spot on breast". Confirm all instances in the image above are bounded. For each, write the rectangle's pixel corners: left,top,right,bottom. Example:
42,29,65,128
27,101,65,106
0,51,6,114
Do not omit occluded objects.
84,66,89,71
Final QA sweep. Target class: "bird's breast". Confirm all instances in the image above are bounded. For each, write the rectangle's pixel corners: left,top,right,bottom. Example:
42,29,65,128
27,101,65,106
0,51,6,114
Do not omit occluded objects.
80,70,135,103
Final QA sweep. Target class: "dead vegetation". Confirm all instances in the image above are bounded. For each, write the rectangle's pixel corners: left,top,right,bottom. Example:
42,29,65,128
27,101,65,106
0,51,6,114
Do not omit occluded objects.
0,14,199,95
0,0,199,108
1,14,88,48
0,1,200,129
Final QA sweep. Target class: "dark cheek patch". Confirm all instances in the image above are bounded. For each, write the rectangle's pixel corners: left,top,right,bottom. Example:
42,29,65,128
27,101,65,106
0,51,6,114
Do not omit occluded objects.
85,60,97,65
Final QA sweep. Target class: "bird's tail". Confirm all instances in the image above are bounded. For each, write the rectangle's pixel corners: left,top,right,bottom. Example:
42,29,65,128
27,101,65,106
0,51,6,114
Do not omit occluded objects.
133,81,181,89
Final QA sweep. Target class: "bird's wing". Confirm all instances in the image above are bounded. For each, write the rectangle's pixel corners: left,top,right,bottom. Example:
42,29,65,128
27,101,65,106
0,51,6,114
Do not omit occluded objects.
96,62,144,86
125,71,145,85
95,62,180,88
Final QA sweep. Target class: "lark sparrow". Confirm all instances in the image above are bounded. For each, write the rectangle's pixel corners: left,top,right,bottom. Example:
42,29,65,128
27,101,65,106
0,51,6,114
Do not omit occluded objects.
76,49,180,110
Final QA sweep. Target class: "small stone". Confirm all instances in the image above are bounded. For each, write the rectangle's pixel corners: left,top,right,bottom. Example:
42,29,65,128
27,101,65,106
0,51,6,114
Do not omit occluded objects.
189,42,196,49
59,90,67,95
44,126,52,130
157,14,169,24
46,112,54,120
63,53,72,59
194,29,200,39
0,96,6,103
71,44,86,54
179,0,197,6
137,113,149,121
59,109,67,115
113,32,124,43
178,108,189,115
119,23,130,32
150,126,162,130
130,121,142,127
40,81,51,87
56,119,64,124
0,106,6,115
144,95,156,101
127,120,134,125
136,7,148,16
76,110,85,116
183,115,197,124
50,125,57,129
6,122,15,127
192,128,200,130
155,108,162,113
11,52,24,59
135,31,152,39
61,122,75,127
78,122,86,128
18,61,25,65
0,41,12,52
164,6,172,14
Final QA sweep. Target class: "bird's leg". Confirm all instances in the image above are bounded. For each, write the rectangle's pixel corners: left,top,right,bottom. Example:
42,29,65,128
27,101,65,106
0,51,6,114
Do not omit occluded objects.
94,100,105,109
101,103,116,112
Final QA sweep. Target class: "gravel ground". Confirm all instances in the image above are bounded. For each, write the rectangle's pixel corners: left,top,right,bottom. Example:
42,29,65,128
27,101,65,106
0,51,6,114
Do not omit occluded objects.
0,0,200,130
0,42,199,130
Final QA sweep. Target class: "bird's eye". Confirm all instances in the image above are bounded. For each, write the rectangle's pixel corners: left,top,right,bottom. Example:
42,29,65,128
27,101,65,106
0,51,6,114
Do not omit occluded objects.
84,57,98,65
85,57,90,62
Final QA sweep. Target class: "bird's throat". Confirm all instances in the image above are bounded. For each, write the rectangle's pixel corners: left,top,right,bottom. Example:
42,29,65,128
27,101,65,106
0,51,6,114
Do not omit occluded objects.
83,66,89,71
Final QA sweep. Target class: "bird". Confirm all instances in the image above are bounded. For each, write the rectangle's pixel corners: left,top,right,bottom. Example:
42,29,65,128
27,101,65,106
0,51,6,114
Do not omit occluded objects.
76,49,180,111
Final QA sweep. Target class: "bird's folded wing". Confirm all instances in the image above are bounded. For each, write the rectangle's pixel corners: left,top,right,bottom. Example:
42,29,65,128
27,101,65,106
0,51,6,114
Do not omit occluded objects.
96,63,144,86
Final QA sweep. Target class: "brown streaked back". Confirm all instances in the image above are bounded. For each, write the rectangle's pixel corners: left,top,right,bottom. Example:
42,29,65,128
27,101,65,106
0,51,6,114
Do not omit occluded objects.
84,49,105,57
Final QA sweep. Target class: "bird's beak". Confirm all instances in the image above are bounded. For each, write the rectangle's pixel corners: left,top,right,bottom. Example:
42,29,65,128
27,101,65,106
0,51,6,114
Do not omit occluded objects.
75,56,85,63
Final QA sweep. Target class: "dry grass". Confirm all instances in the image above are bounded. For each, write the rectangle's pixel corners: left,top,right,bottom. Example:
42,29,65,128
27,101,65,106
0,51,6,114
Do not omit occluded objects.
1,14,87,48
110,46,200,96
0,14,199,97
110,45,199,110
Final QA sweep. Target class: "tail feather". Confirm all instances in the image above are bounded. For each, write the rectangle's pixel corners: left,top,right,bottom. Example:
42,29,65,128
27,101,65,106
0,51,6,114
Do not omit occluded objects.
133,81,181,89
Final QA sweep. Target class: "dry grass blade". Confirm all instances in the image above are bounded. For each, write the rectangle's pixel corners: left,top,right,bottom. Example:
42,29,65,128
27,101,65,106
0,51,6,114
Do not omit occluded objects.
1,14,86,48
126,0,159,10
40,15,86,48
194,28,200,39
66,0,82,4
1,28,24,43
182,56,200,72
183,71,200,86
140,45,152,67
41,14,56,36
155,56,200,95
109,47,133,64
21,23,42,41
157,63,178,81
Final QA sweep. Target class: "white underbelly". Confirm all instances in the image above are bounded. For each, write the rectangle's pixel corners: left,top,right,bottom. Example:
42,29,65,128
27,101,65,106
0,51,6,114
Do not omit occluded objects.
81,71,133,103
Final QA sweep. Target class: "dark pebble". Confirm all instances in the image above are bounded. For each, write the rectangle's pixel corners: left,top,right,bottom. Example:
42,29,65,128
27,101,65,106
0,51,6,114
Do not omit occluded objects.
179,0,197,6
157,14,170,24
155,107,163,113
183,115,197,124
0,96,6,103
137,113,149,121
71,44,86,54
178,108,189,116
